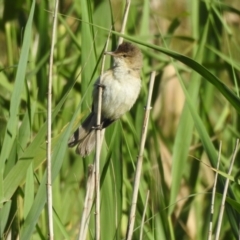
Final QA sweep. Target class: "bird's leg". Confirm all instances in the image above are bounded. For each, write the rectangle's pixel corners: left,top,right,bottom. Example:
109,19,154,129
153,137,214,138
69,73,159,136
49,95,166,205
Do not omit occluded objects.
93,84,105,130
97,83,105,89
92,122,104,130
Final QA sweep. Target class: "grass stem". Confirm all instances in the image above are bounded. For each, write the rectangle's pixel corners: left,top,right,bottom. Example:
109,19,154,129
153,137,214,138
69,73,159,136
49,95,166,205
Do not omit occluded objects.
118,0,131,45
126,71,156,240
78,165,95,240
94,32,111,240
47,0,59,239
215,139,239,240
208,141,222,240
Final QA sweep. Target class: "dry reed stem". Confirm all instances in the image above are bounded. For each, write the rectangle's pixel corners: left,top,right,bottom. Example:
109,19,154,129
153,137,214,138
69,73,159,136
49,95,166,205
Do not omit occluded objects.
94,33,111,240
208,141,222,240
78,165,95,240
118,0,131,45
126,71,156,240
215,139,239,240
47,0,59,239
140,190,150,240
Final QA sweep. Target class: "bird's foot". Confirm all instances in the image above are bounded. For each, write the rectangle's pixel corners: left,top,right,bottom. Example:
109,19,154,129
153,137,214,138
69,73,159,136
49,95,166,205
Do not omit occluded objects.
97,83,105,89
92,124,103,130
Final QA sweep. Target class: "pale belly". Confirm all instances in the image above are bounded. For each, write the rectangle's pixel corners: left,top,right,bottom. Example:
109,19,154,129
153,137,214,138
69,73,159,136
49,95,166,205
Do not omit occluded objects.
93,71,141,121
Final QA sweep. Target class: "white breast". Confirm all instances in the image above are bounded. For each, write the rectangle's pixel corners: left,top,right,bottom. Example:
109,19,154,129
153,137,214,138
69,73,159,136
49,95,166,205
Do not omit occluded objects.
93,68,141,121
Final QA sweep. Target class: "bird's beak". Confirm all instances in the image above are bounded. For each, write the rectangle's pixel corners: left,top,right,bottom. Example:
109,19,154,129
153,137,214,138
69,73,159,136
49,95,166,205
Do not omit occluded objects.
104,51,117,56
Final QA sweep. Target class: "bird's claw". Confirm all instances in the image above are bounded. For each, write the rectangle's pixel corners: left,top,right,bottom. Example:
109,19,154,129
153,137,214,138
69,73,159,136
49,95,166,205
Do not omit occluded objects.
97,83,105,89
92,124,103,130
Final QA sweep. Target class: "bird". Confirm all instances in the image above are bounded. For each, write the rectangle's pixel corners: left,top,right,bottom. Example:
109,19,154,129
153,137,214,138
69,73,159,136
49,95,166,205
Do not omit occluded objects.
68,42,143,157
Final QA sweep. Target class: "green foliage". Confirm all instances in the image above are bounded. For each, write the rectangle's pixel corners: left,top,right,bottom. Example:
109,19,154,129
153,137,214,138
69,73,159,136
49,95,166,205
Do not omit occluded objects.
0,0,240,239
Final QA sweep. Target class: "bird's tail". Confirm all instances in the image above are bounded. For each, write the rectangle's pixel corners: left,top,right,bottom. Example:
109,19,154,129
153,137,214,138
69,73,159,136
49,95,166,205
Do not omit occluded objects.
76,130,96,157
68,112,97,157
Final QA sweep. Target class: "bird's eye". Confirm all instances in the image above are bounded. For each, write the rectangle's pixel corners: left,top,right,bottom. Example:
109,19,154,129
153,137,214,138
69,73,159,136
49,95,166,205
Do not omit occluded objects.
123,54,127,58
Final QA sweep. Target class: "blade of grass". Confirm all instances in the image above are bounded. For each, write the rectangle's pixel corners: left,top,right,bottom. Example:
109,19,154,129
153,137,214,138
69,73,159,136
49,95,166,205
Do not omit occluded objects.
43,18,240,113
0,0,35,202
70,21,240,113
0,201,12,236
167,14,210,215
175,64,239,237
23,163,34,220
80,0,97,109
2,81,76,203
19,106,80,238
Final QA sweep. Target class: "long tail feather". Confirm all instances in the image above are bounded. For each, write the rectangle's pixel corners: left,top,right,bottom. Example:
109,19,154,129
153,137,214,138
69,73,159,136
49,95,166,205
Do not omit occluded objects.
76,130,96,157
68,112,96,147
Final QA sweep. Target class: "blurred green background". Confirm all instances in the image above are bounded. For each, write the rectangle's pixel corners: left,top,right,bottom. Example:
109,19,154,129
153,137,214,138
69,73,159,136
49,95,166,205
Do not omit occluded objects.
0,0,240,239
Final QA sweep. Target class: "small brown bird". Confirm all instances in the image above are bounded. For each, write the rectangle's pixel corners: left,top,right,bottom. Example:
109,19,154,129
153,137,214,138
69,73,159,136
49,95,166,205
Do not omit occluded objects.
68,42,143,157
